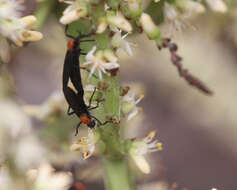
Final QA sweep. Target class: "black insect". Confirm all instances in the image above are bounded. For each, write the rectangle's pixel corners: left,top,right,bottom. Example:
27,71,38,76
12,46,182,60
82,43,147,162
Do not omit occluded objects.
62,26,111,135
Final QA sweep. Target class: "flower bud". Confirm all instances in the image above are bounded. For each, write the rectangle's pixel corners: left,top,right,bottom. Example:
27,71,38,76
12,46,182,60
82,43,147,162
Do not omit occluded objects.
206,0,227,13
127,0,142,18
70,144,81,151
103,49,118,62
107,12,132,32
20,15,37,28
60,2,88,24
139,13,161,42
176,0,205,14
96,17,108,34
185,1,205,13
21,31,43,42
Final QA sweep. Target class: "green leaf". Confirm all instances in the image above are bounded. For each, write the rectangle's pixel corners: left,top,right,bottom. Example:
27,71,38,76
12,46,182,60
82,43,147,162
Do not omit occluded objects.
144,0,166,25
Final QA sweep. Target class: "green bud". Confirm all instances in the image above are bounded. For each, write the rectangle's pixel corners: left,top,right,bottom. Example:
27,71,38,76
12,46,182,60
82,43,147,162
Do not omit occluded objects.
139,13,162,42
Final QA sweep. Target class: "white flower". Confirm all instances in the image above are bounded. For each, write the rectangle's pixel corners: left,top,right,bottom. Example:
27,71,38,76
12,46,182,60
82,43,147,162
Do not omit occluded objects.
30,164,72,190
60,0,88,24
111,30,135,56
70,129,96,159
0,0,24,20
164,2,188,33
0,15,43,46
129,131,162,174
206,0,227,13
121,91,144,120
83,46,120,80
164,1,205,34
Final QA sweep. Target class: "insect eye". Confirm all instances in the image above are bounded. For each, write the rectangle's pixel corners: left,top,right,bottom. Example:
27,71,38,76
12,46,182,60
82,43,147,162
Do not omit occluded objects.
88,120,95,128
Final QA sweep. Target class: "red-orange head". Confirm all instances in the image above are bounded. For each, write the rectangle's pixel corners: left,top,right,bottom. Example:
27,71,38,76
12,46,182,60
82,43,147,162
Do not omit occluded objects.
79,114,96,128
67,39,75,50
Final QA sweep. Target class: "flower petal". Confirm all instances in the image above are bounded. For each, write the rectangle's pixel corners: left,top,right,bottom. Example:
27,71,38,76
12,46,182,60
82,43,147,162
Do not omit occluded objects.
132,155,150,174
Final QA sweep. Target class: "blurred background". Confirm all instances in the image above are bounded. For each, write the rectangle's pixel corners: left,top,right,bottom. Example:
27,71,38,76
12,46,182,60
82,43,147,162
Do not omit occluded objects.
1,0,237,190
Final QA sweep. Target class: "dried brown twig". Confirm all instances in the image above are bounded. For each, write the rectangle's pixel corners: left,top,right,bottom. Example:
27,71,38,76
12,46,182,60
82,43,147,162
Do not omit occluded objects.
158,38,213,95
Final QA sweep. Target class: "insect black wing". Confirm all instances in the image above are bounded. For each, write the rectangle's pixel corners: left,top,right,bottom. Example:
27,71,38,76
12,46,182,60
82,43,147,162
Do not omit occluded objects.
63,51,72,89
63,85,89,117
69,50,84,97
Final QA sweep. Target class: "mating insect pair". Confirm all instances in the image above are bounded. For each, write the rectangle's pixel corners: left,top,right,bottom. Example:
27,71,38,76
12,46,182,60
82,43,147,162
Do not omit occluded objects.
62,26,111,135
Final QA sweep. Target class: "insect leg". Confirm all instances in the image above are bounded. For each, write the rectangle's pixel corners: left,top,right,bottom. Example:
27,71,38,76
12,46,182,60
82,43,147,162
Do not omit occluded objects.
90,115,114,126
101,120,113,126
88,87,96,108
75,121,82,136
79,33,92,39
90,115,102,125
80,40,94,42
88,99,104,110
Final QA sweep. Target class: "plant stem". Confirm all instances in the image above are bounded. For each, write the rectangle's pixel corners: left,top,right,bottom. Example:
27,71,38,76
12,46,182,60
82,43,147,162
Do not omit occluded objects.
96,74,134,190
103,157,134,190
33,0,56,29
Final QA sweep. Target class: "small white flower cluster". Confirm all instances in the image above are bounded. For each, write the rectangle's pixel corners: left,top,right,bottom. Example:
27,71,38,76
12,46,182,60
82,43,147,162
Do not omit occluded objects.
59,0,136,79
0,157,72,190
162,0,227,35
0,0,42,46
28,164,72,190
82,29,135,79
0,163,72,190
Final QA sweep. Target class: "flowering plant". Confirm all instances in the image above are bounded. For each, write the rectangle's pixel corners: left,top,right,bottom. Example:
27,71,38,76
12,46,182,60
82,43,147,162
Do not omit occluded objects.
0,0,230,190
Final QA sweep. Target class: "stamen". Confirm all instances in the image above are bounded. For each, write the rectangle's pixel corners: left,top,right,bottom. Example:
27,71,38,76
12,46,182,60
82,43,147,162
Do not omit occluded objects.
157,142,163,150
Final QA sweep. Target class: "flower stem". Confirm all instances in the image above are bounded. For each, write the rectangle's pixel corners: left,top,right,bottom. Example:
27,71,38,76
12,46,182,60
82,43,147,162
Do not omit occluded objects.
33,0,56,29
103,157,134,190
96,74,134,190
